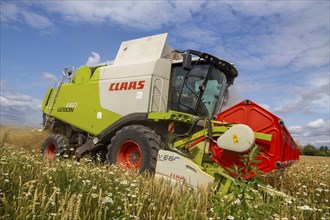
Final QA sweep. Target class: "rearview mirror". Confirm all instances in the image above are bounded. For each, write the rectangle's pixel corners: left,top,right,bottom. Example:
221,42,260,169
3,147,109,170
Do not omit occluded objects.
182,52,192,71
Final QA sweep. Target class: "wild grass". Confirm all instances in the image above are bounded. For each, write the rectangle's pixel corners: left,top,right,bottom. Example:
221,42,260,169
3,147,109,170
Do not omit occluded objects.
0,128,329,219
0,126,49,152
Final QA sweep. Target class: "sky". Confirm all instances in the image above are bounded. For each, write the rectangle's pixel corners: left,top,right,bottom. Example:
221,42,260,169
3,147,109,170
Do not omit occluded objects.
0,0,329,147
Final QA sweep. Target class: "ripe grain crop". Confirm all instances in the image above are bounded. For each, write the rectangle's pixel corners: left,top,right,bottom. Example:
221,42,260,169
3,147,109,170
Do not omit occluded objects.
0,128,329,219
0,126,49,152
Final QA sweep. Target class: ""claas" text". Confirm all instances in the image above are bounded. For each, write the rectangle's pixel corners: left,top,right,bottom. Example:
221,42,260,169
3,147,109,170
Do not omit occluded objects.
109,80,145,91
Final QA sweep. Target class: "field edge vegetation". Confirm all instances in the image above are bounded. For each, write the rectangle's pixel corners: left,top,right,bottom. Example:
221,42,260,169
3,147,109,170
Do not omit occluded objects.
0,127,329,219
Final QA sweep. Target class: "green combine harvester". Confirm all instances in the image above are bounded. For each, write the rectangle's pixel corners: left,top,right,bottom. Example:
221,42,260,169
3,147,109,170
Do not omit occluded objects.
41,33,300,194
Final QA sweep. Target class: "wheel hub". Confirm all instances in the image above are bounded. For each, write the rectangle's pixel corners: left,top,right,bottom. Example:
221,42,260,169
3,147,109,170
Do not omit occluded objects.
45,143,56,158
117,141,142,169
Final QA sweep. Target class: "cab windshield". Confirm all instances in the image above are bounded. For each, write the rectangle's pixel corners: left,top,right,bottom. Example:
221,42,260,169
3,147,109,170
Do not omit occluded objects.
168,62,228,118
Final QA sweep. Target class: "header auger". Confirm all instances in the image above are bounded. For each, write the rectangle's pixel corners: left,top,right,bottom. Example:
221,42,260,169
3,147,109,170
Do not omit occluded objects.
41,33,299,195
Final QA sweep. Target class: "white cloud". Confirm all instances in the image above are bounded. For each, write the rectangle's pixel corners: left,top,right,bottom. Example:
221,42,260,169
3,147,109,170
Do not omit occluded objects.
86,52,101,66
21,11,53,29
288,125,302,134
0,91,42,126
1,2,54,30
202,1,329,73
0,2,18,22
306,119,326,129
224,1,307,17
290,119,330,147
3,1,328,73
42,72,58,82
260,104,270,110
86,52,114,66
273,82,330,115
41,1,205,30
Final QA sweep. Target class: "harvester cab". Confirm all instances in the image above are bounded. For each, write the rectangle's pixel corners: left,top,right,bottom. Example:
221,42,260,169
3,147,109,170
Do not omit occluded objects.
168,49,237,119
41,33,299,195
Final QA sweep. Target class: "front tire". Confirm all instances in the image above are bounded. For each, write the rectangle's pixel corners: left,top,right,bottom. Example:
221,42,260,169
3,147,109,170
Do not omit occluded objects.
107,125,161,174
41,134,70,159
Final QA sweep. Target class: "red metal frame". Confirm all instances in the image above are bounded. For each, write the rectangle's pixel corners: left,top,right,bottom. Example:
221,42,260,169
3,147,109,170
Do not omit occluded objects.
210,100,300,179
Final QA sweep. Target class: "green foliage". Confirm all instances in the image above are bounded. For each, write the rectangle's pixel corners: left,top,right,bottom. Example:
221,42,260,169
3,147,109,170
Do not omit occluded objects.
0,129,10,149
215,145,283,219
301,144,330,156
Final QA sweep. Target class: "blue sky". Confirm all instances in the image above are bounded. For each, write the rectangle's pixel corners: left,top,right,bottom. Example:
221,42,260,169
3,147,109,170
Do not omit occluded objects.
1,1,329,147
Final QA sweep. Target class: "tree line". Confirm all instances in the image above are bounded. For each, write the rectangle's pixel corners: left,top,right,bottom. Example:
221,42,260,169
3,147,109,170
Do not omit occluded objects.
300,145,330,157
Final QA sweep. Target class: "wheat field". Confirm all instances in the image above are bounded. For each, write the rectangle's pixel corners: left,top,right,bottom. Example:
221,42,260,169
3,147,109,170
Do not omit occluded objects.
0,127,329,219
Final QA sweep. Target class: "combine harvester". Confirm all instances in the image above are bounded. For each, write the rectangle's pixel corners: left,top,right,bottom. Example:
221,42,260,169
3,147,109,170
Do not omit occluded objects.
41,33,299,194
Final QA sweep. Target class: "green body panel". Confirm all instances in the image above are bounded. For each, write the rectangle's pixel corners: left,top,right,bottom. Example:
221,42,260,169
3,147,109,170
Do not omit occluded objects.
148,111,194,123
74,66,92,84
41,88,54,112
173,126,272,148
42,67,122,135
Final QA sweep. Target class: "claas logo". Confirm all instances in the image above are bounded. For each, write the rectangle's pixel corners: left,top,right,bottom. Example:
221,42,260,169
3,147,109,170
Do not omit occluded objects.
109,80,145,91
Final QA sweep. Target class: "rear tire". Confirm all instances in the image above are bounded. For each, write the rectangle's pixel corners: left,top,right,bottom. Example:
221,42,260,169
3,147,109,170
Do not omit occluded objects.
41,134,70,159
107,125,161,174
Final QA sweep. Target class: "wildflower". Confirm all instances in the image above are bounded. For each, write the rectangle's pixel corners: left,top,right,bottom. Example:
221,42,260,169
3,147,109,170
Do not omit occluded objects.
91,193,98,198
120,180,128,185
297,205,313,211
233,198,241,205
4,179,9,183
102,196,113,204
227,215,234,220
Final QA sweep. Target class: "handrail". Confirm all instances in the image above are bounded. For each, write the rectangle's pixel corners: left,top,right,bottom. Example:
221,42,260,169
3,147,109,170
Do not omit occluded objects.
43,74,67,129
